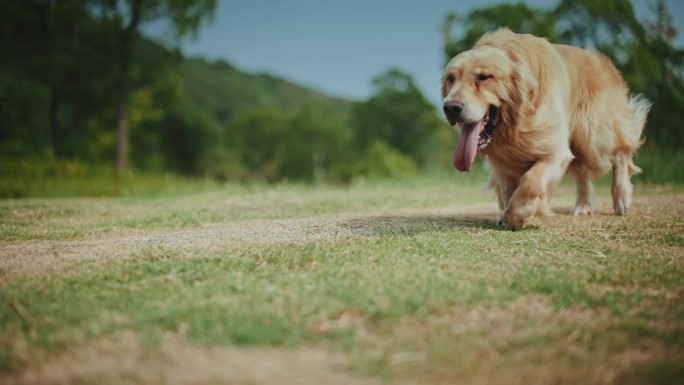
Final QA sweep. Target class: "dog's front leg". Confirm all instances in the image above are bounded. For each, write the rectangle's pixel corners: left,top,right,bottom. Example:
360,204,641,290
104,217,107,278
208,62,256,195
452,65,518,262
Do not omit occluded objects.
502,155,571,230
492,173,518,226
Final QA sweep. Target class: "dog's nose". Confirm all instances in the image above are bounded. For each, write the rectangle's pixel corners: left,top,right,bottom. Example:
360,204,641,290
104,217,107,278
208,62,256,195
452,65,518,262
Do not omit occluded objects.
443,101,464,118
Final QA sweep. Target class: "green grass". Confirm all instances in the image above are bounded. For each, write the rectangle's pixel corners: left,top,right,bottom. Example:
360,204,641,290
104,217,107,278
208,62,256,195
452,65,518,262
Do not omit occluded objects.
634,149,684,184
0,159,226,199
1,176,683,384
2,149,682,200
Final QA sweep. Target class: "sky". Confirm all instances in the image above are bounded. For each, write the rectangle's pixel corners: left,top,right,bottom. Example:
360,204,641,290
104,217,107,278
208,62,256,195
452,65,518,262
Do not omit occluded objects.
173,0,684,107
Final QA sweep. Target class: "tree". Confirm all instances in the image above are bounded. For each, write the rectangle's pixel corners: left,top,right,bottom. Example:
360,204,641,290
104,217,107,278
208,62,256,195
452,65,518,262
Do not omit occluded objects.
226,108,289,181
127,46,220,175
100,0,217,174
0,0,117,159
279,104,352,182
350,69,441,166
648,0,676,42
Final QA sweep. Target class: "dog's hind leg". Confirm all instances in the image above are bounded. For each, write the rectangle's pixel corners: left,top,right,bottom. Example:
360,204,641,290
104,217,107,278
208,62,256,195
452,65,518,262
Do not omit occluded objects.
611,96,649,215
612,152,636,215
569,162,594,215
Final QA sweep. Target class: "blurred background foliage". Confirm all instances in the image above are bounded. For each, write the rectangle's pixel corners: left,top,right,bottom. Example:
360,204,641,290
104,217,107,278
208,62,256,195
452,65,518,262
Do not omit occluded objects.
1,0,682,197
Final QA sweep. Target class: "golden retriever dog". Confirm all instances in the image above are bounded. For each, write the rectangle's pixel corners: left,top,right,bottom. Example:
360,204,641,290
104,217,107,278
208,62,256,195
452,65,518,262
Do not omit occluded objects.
441,28,651,230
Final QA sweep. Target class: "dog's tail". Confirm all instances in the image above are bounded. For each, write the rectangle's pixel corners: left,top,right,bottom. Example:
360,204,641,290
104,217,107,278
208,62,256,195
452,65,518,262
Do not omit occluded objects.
629,94,652,135
625,94,652,176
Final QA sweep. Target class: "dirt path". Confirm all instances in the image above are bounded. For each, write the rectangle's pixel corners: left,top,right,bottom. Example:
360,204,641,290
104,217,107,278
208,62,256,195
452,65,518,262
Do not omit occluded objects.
0,202,501,277
4,192,683,277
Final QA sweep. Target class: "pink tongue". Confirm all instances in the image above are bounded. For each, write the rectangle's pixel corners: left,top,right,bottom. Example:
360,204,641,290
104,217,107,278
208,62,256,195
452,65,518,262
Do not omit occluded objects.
453,121,484,172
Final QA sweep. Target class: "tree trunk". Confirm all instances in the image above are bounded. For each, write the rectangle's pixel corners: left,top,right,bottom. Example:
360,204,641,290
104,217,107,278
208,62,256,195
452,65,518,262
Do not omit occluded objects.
49,88,62,158
114,0,142,175
115,79,129,174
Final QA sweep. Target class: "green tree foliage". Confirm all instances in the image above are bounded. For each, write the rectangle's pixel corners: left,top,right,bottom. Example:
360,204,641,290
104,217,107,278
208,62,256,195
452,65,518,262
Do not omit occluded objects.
176,57,355,182
351,69,442,166
0,0,117,159
442,0,684,154
225,108,288,181
130,72,220,175
96,0,217,174
354,141,418,180
223,104,353,182
0,0,217,168
443,3,557,58
178,58,349,128
279,105,352,182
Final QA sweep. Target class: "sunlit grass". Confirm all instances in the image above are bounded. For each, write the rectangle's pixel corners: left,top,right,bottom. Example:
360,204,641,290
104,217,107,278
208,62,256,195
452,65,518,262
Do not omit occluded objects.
0,174,682,384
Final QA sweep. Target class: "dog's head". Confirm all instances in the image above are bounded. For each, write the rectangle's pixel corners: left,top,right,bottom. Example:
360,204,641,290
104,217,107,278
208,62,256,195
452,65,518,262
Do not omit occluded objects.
441,35,537,172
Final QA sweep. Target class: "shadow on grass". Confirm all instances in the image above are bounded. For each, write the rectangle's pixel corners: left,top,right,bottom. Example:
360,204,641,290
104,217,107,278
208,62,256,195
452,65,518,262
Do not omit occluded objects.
337,202,628,236
341,213,502,237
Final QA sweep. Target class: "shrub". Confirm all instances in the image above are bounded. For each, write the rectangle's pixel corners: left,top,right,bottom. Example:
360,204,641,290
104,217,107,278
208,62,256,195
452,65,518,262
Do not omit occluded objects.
354,141,418,181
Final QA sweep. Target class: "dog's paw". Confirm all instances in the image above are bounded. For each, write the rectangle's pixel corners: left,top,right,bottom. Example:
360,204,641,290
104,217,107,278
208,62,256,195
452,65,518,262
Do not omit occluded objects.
572,204,594,216
612,185,632,216
613,200,629,216
496,215,505,227
500,212,525,230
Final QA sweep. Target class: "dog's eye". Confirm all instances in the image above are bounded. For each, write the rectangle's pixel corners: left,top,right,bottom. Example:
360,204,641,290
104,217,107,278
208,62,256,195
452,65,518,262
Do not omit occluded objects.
446,74,455,83
477,74,493,82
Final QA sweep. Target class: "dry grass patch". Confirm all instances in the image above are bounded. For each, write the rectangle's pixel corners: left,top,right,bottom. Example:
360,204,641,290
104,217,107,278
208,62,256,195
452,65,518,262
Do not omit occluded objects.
5,331,378,385
351,295,683,385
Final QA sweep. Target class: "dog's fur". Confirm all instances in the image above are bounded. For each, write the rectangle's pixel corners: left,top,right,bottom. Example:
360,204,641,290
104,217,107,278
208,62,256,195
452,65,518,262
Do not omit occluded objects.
441,28,651,229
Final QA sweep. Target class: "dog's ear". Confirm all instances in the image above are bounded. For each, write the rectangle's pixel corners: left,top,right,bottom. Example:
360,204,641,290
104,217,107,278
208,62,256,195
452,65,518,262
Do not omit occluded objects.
441,76,448,99
507,51,538,114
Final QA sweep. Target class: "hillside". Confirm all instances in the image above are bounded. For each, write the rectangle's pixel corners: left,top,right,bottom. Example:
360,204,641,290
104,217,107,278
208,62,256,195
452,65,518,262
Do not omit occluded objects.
178,57,350,126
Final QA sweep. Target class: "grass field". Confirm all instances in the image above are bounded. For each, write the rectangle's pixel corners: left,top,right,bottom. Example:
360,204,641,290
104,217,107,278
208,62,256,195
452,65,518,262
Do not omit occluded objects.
1,175,683,385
